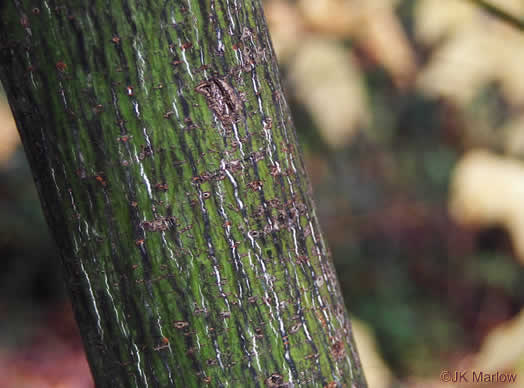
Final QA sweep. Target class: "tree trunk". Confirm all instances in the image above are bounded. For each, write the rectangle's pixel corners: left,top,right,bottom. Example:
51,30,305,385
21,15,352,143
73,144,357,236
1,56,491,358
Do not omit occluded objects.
0,1,366,387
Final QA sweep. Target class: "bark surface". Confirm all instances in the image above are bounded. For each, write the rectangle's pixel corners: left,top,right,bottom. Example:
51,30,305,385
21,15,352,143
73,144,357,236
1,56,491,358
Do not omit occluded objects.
0,1,366,387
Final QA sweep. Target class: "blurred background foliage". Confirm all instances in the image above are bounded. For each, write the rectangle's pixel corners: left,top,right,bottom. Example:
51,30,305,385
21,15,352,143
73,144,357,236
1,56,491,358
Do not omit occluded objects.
2,0,524,386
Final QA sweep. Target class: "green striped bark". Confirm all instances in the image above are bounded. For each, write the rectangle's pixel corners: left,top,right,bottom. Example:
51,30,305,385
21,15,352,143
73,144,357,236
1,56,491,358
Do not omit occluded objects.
0,1,366,387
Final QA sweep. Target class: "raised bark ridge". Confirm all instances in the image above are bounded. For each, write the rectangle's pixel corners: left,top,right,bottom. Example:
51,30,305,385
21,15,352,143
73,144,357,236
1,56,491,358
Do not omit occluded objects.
0,1,366,387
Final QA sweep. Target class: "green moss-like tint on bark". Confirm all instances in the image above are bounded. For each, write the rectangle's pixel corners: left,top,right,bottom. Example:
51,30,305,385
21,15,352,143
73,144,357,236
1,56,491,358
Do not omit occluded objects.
0,1,367,387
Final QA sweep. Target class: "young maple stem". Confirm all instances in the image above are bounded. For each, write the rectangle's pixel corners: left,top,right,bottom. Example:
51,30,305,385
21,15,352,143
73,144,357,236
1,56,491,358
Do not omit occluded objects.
0,0,367,387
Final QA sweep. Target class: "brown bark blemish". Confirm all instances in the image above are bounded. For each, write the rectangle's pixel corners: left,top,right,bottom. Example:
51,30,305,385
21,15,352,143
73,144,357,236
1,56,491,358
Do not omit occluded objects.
174,321,189,329
330,339,346,361
265,373,288,388
195,78,242,126
55,61,67,72
181,42,193,50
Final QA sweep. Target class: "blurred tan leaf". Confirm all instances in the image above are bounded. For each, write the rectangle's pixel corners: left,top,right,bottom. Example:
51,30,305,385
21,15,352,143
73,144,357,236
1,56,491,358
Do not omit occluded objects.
416,0,524,104
416,24,494,103
298,0,416,85
355,6,417,87
495,27,524,104
471,307,524,374
502,114,524,157
0,101,20,166
265,0,305,63
484,0,524,18
416,0,524,44
289,38,369,147
352,318,394,388
449,150,524,264
298,0,363,37
415,0,475,45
